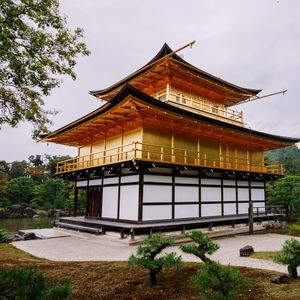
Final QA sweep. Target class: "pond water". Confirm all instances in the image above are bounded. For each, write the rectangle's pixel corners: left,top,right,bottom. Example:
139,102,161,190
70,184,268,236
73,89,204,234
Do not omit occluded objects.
0,217,54,235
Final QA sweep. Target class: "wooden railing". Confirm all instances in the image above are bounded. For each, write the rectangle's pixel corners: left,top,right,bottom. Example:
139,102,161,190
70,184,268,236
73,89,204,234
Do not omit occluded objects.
154,89,244,126
56,142,284,175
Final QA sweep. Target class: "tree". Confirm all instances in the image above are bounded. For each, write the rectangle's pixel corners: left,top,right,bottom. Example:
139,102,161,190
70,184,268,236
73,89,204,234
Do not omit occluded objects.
44,154,71,177
9,160,28,178
180,230,219,263
0,266,70,299
0,0,89,138
128,233,182,286
267,176,300,218
3,176,35,205
181,230,249,300
33,178,69,209
274,238,300,279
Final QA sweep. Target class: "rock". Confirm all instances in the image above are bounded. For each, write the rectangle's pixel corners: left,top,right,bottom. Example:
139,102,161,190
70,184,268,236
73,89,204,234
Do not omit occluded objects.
24,207,37,217
48,209,57,217
33,214,41,218
271,275,289,284
240,245,254,257
23,232,36,240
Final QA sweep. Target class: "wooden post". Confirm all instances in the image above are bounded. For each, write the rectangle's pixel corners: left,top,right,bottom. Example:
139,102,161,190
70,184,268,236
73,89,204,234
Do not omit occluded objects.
249,201,254,234
73,186,78,217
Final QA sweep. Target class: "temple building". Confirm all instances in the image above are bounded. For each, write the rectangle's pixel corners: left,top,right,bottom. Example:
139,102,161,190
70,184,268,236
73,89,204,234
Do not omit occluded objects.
43,43,299,233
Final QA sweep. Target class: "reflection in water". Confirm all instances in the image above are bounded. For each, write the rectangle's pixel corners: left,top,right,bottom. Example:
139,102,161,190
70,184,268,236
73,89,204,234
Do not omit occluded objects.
0,217,54,234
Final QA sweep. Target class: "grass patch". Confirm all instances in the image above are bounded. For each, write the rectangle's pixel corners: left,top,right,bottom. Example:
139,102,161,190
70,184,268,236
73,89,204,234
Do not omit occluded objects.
250,251,280,261
1,244,300,299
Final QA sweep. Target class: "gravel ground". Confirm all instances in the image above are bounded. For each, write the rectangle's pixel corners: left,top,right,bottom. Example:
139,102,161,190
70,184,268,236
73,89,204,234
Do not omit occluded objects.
12,229,300,274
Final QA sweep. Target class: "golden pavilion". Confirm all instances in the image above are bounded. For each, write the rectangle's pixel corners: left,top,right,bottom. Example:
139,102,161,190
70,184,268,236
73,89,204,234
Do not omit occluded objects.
43,43,299,234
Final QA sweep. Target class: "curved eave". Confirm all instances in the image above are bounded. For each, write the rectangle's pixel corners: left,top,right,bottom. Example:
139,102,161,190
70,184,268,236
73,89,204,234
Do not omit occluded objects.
43,84,299,147
89,43,261,99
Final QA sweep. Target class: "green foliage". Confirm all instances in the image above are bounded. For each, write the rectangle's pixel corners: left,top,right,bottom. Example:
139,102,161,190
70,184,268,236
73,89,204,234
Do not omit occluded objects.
44,155,71,177
181,230,250,299
128,233,182,286
33,178,70,209
0,0,89,138
193,261,251,300
266,176,300,218
180,230,219,263
274,238,300,278
0,266,71,299
4,177,35,204
265,146,300,175
0,229,8,243
10,160,28,179
288,224,300,236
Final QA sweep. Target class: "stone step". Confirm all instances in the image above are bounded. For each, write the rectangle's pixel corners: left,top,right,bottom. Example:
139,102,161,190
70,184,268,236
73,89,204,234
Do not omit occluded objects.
55,221,102,235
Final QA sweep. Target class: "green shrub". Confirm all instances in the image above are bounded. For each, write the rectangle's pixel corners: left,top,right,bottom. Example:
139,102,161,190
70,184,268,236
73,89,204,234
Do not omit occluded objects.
288,224,300,236
274,238,300,278
180,230,219,263
0,229,8,243
181,230,251,299
0,266,71,299
193,261,251,300
128,233,182,286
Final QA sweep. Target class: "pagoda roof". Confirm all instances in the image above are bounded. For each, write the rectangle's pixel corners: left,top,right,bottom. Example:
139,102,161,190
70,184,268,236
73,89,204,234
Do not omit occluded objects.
89,43,262,105
43,84,299,149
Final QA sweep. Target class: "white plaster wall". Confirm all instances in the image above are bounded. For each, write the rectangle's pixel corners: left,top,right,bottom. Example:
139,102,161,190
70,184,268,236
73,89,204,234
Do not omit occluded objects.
76,180,88,187
175,204,199,218
102,186,118,219
238,188,249,201
224,203,237,215
238,181,249,186
143,205,172,221
144,175,172,183
238,202,249,214
201,179,221,185
251,181,264,187
223,188,236,202
175,177,198,184
201,204,222,217
103,177,119,185
251,189,265,201
89,179,102,186
143,185,172,203
175,186,198,202
201,187,221,202
119,185,139,221
121,175,139,183
223,180,236,186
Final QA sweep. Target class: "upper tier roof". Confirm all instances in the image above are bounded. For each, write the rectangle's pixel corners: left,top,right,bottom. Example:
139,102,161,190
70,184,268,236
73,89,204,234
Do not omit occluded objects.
89,43,262,106
42,84,299,149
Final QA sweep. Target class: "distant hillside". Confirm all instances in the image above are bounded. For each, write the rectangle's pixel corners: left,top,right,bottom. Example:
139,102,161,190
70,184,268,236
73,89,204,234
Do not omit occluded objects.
265,145,300,175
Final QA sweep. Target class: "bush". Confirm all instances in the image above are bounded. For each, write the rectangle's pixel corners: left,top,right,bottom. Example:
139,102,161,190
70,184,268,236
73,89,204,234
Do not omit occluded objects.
128,233,182,286
0,229,8,243
274,238,300,278
181,230,250,299
288,224,300,236
0,266,71,299
193,261,251,300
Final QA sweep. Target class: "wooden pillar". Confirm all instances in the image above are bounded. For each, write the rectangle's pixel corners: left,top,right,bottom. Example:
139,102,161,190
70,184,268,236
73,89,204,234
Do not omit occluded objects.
249,178,253,234
138,171,143,223
73,186,78,217
171,131,175,162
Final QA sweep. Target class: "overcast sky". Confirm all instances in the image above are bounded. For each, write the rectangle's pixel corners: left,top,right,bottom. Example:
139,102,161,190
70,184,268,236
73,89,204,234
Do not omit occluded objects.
1,0,299,162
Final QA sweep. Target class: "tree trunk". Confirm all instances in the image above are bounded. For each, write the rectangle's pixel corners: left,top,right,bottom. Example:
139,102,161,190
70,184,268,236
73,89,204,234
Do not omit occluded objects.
288,265,298,279
149,269,157,287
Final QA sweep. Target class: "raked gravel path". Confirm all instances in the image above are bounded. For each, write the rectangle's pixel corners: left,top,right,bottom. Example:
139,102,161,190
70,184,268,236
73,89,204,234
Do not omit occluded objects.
12,229,300,274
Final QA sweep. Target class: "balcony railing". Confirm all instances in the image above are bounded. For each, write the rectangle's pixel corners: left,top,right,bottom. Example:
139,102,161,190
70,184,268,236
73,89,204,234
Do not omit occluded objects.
153,88,244,126
56,142,283,175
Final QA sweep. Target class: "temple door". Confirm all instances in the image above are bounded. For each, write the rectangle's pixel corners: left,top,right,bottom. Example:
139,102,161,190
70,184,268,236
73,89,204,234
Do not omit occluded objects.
87,187,101,218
